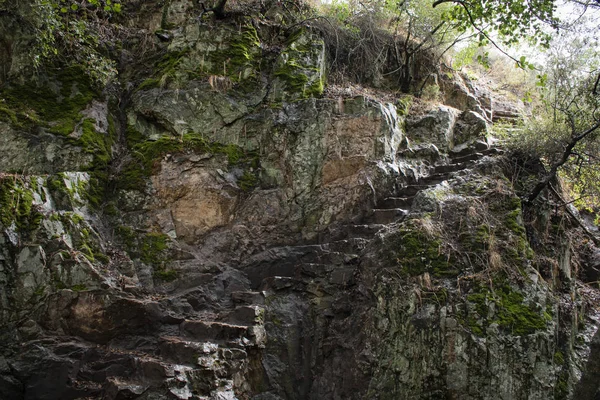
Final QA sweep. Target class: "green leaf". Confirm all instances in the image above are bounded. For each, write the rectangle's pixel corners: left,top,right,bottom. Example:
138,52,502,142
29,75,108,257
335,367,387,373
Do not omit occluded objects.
71,4,78,10
536,74,548,87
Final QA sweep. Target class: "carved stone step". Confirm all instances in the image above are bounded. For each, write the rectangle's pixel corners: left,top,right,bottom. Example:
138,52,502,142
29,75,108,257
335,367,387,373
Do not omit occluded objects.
230,291,265,305
481,147,504,156
492,110,520,122
449,146,503,163
450,152,484,163
158,336,219,364
244,259,298,289
320,223,386,242
323,237,370,253
367,208,409,224
247,247,359,266
379,196,415,209
434,163,465,174
474,139,491,151
260,276,304,292
225,305,264,325
159,273,213,293
418,172,450,185
398,184,435,197
449,147,471,158
180,320,249,342
156,338,250,393
319,251,359,265
300,263,334,277
345,223,386,239
298,262,359,286
104,377,149,400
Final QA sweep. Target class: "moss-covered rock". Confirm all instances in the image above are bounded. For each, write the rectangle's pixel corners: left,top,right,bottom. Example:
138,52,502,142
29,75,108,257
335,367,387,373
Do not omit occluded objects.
116,131,259,192
143,21,262,91
0,175,44,235
0,67,96,135
116,225,170,266
388,218,456,277
272,29,326,100
465,283,551,336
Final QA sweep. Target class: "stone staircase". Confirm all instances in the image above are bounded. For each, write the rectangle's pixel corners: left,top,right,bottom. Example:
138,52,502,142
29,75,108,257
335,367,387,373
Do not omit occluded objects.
45,299,266,399
59,142,503,400
39,260,270,400
243,143,504,295
199,143,504,399
69,332,253,399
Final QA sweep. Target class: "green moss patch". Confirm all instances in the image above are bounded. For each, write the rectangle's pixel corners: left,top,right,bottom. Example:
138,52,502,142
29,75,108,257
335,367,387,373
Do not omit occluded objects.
116,225,137,248
493,195,534,262
140,232,169,264
0,67,96,134
274,62,324,98
47,172,106,211
116,226,174,281
204,24,261,83
79,118,112,168
554,373,569,400
136,24,262,91
390,220,456,277
71,284,88,292
0,176,43,234
56,211,110,265
459,224,491,252
465,284,550,336
239,170,258,191
154,269,178,282
136,49,191,90
117,131,259,191
453,192,534,269
0,104,18,125
274,29,325,98
1,68,110,205
116,226,170,267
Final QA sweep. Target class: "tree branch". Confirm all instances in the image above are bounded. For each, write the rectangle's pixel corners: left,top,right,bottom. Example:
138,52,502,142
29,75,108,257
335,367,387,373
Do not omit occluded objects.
432,0,456,7
548,184,600,246
526,119,600,204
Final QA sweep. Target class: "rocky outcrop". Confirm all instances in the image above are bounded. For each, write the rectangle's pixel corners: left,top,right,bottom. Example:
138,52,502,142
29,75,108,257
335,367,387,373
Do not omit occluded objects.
0,2,599,400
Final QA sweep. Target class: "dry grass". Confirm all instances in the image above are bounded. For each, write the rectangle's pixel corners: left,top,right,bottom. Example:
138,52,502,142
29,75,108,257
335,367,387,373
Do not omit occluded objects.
208,75,233,92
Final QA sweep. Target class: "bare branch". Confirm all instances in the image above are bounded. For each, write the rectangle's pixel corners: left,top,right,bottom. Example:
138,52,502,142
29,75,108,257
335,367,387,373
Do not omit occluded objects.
527,120,600,204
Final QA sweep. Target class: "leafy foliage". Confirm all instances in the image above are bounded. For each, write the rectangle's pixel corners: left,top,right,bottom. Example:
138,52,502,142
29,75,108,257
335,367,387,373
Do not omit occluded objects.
506,23,600,209
436,0,558,51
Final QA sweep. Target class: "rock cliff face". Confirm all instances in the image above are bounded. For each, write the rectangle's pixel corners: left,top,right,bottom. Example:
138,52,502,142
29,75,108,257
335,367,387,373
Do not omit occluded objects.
1,2,600,399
